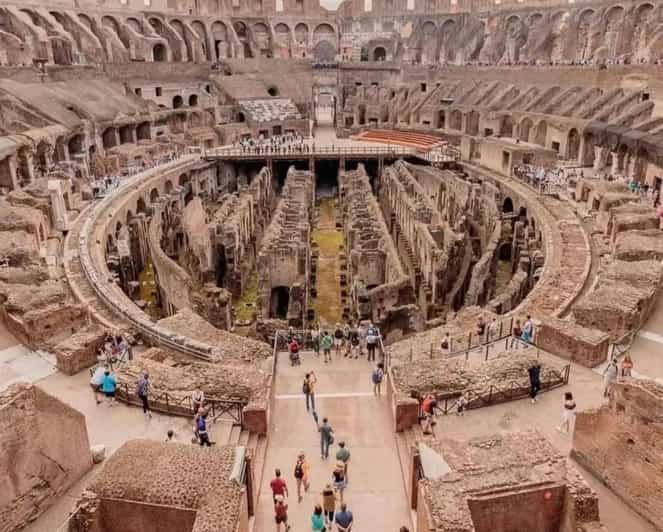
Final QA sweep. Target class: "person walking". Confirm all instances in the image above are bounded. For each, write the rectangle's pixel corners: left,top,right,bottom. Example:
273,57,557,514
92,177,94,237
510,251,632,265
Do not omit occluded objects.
100,369,117,406
332,461,346,504
528,362,541,403
511,320,522,349
319,417,334,459
136,371,152,418
521,315,534,344
335,441,350,482
270,469,289,504
621,354,634,377
349,325,360,359
421,394,437,434
303,372,317,413
366,323,379,361
191,388,205,414
90,364,106,404
557,392,576,435
334,503,354,532
274,494,291,532
322,483,336,526
603,358,618,397
333,324,344,357
294,451,310,502
311,504,326,531
372,363,385,396
321,331,333,363
311,327,320,357
440,332,450,354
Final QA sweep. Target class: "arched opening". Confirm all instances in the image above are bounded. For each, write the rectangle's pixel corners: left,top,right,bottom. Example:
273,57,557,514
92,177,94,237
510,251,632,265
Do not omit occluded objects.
189,94,198,107
502,197,514,214
119,125,133,145
567,128,580,161
267,86,279,97
582,132,595,167
115,221,123,239
534,121,547,146
68,134,84,156
150,188,159,202
153,43,167,62
449,110,462,130
173,95,184,109
519,118,532,142
237,111,246,123
216,244,227,287
136,197,148,214
373,46,387,61
270,286,290,319
165,180,173,194
500,116,515,138
126,210,134,225
137,122,151,141
102,128,117,150
498,242,512,261
466,111,479,135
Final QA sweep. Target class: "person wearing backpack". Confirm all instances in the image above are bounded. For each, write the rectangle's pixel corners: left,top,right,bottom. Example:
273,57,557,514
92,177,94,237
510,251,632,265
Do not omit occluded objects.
372,363,384,396
294,451,310,502
303,372,317,412
136,371,152,418
319,417,334,459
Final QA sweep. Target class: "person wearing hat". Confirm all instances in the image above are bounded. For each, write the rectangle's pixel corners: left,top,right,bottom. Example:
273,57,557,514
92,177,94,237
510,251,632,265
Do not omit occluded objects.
335,441,350,482
136,370,152,418
332,460,346,504
294,451,310,502
321,483,336,526
274,494,290,532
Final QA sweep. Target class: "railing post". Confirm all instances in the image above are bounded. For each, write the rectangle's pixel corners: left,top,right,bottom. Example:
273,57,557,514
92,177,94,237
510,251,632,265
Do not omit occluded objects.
430,342,433,359
499,321,503,338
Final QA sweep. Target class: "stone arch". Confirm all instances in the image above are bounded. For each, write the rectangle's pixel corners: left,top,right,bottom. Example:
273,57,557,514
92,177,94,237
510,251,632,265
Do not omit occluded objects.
137,122,151,141
373,46,387,61
519,117,533,142
313,23,335,43
173,95,184,108
604,5,625,29
126,17,142,33
313,40,336,62
119,125,133,144
102,127,117,149
582,131,595,166
68,134,84,156
153,43,167,62
422,20,437,35
233,21,248,38
502,196,514,214
191,20,208,58
189,94,198,106
179,173,190,186
126,210,134,224
115,221,123,238
211,21,229,60
237,111,246,123
635,147,649,182
165,180,173,194
150,188,159,202
136,197,148,214
170,19,190,61
294,23,309,44
101,15,122,36
439,19,456,63
466,110,479,135
534,120,547,146
274,23,291,47
500,115,515,138
567,128,580,161
77,13,94,31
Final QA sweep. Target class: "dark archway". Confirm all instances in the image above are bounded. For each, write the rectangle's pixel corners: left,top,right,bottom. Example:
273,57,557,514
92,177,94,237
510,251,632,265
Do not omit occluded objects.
502,197,514,214
150,188,159,202
567,128,580,161
153,43,167,62
136,197,148,214
189,94,198,107
270,286,290,319
173,95,184,109
373,46,387,61
237,111,246,123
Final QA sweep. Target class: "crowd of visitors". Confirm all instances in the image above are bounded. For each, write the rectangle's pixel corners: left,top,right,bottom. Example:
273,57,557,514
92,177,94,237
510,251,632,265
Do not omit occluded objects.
234,133,310,155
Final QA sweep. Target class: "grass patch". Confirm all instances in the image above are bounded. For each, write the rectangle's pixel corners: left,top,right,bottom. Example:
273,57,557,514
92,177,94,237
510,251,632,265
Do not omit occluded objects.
233,271,258,322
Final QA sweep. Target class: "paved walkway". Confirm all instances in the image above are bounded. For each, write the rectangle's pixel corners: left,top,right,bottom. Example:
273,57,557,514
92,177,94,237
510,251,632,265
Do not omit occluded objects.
255,351,412,531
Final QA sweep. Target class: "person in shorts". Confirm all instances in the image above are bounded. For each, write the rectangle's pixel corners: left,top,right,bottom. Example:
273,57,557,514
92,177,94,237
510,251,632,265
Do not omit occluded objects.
320,331,333,363
89,364,106,404
100,369,117,405
333,324,344,356
274,494,290,531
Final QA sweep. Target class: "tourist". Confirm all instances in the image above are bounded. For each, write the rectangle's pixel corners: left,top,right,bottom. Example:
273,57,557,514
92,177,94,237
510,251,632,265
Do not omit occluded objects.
521,315,534,344
136,371,152,418
311,327,320,357
311,504,325,531
274,494,291,532
288,336,301,366
488,317,499,341
335,441,350,482
191,388,205,414
322,483,336,525
557,391,577,435
621,354,634,377
164,429,177,442
321,331,333,363
421,393,437,434
303,372,317,412
476,317,486,343
319,417,334,459
334,502,354,532
366,323,379,361
332,461,347,504
349,325,360,358
603,358,619,397
101,369,117,406
528,362,541,403
195,411,212,446
358,321,368,356
372,362,385,396
343,322,352,357
440,331,450,354
511,320,522,349
294,451,311,502
333,324,345,356
270,469,289,504
89,364,106,404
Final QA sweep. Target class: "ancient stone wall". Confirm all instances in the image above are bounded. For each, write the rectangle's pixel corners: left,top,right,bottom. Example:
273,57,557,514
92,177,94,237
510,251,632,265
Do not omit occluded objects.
0,383,92,532
573,379,663,531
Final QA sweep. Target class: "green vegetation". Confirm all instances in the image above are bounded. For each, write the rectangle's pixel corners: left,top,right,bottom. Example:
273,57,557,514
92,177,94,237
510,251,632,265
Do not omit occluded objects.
234,270,258,322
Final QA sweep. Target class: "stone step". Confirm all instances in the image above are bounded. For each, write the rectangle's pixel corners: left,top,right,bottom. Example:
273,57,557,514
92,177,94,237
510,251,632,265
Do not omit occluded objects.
228,424,242,445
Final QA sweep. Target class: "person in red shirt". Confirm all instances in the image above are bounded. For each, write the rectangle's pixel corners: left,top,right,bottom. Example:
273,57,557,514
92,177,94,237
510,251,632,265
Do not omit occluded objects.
421,394,437,435
270,469,288,504
274,494,291,532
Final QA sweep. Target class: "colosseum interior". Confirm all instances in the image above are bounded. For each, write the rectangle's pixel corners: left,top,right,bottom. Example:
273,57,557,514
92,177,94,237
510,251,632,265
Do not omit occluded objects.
1,0,663,531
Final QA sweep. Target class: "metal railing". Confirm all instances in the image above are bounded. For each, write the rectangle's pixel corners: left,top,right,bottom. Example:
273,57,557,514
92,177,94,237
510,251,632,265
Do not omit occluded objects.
430,363,571,415
204,145,421,158
114,382,246,426
273,327,386,360
608,328,637,360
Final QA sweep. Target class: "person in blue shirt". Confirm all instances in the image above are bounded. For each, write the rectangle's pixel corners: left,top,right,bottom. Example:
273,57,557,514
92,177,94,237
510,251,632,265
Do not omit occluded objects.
335,503,353,531
100,370,117,406
195,413,212,447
